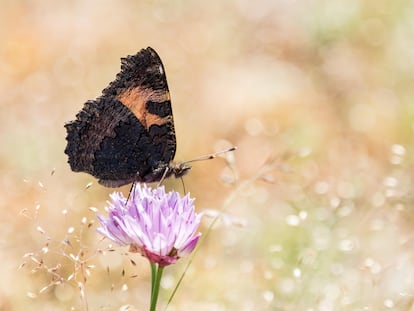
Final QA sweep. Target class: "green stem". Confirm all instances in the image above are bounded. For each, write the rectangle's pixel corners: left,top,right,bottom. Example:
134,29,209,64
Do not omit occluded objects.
150,262,156,302
150,264,164,311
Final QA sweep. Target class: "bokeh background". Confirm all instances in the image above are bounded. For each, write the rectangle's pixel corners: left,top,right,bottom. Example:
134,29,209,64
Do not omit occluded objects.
2,0,414,310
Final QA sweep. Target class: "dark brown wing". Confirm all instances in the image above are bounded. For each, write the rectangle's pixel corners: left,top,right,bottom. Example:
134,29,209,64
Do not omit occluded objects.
64,47,176,187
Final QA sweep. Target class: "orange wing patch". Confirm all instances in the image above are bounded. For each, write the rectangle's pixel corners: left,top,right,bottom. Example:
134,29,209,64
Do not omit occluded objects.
117,87,170,130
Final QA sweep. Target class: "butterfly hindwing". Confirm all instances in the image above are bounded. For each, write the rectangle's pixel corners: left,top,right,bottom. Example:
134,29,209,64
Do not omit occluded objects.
64,47,176,187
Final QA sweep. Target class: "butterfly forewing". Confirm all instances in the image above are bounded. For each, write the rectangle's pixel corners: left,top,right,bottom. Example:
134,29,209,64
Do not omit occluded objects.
64,47,176,187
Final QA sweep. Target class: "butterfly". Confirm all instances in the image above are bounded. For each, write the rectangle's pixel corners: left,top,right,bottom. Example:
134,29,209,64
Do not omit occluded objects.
64,47,235,187
64,47,192,187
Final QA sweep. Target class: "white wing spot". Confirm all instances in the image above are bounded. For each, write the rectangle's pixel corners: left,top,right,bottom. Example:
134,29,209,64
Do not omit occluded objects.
159,65,164,75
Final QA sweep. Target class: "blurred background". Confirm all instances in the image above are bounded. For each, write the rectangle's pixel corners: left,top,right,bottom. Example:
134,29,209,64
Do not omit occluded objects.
2,0,414,310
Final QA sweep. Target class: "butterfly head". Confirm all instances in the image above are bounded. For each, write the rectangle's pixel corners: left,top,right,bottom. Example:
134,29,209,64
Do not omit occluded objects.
170,162,192,179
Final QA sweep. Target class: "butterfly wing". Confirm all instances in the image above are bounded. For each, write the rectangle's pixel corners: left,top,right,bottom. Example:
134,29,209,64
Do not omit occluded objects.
64,47,176,187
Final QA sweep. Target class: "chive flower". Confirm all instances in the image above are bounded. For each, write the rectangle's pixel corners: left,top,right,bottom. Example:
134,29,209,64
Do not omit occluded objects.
97,184,202,266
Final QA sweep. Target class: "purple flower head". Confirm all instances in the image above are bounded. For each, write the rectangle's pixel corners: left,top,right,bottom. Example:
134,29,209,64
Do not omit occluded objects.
97,184,202,266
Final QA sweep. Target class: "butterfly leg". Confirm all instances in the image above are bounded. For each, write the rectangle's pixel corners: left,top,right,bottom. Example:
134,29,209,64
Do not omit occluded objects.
125,182,136,205
179,176,187,194
157,166,170,187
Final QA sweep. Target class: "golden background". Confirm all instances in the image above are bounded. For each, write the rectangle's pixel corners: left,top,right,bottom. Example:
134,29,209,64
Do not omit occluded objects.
2,0,414,310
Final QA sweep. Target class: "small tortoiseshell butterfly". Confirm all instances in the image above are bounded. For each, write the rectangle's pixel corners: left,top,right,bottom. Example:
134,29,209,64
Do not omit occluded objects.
64,47,235,187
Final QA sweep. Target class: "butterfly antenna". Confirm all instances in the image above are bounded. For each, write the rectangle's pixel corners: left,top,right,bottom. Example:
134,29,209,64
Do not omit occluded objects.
182,146,237,164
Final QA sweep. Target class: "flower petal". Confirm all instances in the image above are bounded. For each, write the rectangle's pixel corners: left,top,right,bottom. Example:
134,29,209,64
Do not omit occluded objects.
96,184,202,266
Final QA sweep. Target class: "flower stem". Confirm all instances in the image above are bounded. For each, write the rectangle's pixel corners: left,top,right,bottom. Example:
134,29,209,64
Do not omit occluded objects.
150,264,164,311
150,262,156,301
